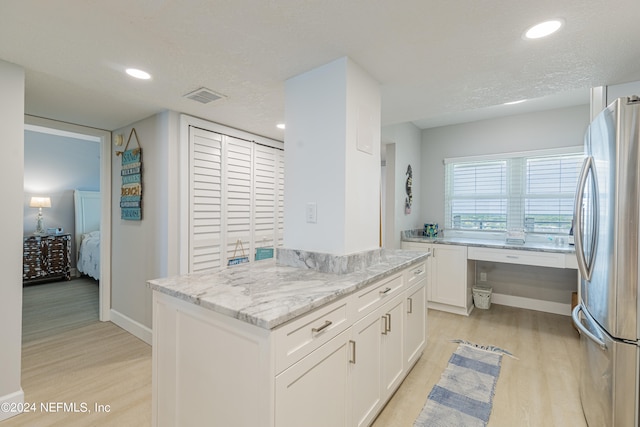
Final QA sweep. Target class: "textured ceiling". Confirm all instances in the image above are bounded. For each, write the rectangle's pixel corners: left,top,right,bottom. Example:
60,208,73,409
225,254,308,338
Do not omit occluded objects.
2,1,640,141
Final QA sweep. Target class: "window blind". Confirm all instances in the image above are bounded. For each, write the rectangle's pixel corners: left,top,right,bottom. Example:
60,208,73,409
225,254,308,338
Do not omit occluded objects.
445,149,583,234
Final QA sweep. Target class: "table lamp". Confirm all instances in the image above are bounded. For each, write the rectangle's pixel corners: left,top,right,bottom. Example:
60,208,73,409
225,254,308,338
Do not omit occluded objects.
29,196,51,235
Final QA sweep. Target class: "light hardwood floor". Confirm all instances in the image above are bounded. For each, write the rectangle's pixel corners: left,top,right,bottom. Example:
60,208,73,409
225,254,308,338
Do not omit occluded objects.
373,305,587,427
4,280,585,426
4,279,151,427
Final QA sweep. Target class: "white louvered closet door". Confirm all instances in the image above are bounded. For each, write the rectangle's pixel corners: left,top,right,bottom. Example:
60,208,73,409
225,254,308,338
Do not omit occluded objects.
254,144,278,250
189,128,223,273
224,136,253,264
276,149,285,247
188,126,284,273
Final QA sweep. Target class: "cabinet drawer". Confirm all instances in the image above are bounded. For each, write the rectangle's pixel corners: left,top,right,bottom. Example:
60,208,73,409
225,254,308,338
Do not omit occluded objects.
274,296,351,374
353,273,404,320
467,247,564,268
404,262,427,288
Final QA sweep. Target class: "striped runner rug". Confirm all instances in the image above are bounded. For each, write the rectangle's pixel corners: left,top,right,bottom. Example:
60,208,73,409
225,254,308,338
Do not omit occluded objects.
414,341,513,427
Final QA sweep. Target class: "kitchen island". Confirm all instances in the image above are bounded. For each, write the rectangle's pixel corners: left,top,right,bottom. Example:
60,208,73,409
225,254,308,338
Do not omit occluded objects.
148,249,429,427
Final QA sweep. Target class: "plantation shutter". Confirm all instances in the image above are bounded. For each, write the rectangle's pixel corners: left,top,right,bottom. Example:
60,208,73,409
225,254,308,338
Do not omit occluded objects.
445,161,508,230
253,144,278,249
224,137,253,262
524,154,583,233
189,128,223,272
276,149,285,247
188,126,284,273
444,148,583,234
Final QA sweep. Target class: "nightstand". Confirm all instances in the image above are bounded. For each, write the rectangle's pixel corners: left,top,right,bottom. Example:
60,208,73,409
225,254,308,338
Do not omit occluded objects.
23,234,72,284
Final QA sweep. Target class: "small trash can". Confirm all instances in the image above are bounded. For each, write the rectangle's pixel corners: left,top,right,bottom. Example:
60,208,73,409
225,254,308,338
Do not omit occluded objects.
473,286,492,309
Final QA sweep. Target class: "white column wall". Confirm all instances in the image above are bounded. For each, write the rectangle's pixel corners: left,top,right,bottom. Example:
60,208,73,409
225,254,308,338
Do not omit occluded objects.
0,59,25,421
344,60,381,254
284,57,380,255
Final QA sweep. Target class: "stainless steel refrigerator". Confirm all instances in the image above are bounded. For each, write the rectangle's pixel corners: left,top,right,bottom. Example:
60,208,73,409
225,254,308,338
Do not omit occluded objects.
572,95,640,427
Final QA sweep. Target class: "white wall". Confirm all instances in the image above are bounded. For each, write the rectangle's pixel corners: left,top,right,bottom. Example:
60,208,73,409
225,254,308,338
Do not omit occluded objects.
419,104,589,307
110,111,180,341
0,59,25,421
284,57,380,255
420,104,590,228
606,81,640,105
344,59,381,254
381,122,422,248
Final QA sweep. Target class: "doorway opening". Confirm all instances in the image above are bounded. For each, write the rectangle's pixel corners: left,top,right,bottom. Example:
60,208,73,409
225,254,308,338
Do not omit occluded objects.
23,116,111,323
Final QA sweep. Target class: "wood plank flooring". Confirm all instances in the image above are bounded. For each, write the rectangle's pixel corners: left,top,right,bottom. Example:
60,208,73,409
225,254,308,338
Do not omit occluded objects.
373,305,586,427
4,280,585,426
3,279,151,427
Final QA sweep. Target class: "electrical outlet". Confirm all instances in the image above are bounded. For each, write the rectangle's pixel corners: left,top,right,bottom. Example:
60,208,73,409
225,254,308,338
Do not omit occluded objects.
480,272,487,282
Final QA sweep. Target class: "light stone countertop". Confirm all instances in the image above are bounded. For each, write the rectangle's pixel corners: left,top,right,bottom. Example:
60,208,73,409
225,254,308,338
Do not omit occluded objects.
148,249,429,330
401,235,576,254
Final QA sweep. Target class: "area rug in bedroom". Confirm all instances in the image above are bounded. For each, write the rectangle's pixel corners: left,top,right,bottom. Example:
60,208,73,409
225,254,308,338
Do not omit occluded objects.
414,340,514,427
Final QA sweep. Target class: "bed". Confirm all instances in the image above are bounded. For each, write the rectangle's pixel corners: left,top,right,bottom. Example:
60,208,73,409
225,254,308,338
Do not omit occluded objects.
74,190,101,280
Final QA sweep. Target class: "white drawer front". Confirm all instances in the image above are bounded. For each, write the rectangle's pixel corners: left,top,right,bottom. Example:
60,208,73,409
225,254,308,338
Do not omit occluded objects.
405,262,427,287
274,297,351,374
467,247,565,268
353,273,404,320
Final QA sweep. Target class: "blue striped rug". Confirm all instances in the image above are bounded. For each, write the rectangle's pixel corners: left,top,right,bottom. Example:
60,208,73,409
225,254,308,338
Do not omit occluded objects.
414,341,512,427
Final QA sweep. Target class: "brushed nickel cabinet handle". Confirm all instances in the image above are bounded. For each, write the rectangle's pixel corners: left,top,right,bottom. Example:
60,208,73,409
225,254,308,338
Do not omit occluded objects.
381,316,388,335
414,269,423,275
380,287,392,296
312,320,332,333
386,313,392,332
349,340,356,364
407,297,413,314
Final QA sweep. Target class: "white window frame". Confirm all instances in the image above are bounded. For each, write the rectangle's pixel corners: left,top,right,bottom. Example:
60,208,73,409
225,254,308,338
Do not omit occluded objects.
444,146,584,238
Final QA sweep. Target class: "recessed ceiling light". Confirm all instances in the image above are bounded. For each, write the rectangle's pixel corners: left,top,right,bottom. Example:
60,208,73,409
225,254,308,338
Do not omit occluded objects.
125,68,152,80
504,99,527,105
524,19,563,39
276,123,286,130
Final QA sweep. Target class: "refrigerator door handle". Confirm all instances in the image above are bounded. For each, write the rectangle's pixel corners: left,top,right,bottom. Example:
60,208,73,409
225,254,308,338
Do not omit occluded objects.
574,156,598,281
572,304,606,350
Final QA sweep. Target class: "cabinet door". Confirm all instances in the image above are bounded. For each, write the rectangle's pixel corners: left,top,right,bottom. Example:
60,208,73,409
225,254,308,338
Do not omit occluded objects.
380,294,405,398
404,281,426,369
350,311,383,427
275,329,351,427
430,245,467,308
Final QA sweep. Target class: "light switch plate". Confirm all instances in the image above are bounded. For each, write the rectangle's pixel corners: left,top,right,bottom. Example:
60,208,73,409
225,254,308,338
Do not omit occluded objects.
306,202,317,223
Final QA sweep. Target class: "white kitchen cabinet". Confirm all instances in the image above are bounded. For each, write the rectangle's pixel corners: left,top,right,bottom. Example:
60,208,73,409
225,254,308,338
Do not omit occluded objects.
380,293,405,398
275,329,351,427
350,289,413,427
350,307,383,427
404,279,426,369
152,258,428,427
401,242,473,315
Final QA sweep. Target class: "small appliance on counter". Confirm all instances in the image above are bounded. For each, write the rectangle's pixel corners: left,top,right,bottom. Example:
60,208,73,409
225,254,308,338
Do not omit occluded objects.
424,223,438,237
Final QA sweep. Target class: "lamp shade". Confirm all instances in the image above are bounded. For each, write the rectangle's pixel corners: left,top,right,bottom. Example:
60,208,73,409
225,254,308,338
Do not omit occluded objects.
29,197,51,208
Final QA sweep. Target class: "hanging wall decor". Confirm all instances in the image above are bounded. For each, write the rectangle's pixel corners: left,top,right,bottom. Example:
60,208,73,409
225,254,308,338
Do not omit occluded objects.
405,164,413,215
117,128,143,220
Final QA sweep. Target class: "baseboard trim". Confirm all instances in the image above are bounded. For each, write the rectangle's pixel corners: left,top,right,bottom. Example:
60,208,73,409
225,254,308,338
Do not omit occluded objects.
110,309,152,345
491,293,571,316
0,389,25,422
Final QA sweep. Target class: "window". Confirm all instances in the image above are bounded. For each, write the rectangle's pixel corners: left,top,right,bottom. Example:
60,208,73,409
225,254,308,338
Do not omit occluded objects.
445,148,583,234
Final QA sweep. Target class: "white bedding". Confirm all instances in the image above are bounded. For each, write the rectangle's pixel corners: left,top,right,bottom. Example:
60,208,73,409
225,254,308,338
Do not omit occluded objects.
77,230,100,280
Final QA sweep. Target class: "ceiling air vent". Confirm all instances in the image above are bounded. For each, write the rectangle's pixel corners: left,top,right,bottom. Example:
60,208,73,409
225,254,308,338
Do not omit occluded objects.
183,87,226,104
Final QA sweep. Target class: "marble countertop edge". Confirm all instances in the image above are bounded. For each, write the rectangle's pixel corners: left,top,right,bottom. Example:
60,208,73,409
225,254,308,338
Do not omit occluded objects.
148,250,430,330
401,235,575,254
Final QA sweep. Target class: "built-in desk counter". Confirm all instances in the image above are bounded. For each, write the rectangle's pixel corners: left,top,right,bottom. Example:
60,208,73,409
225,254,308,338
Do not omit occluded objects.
401,233,578,316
